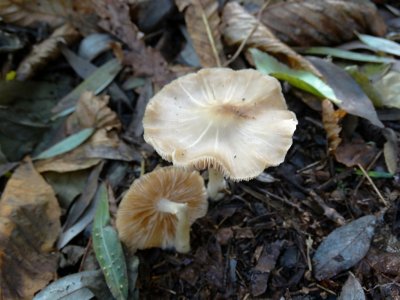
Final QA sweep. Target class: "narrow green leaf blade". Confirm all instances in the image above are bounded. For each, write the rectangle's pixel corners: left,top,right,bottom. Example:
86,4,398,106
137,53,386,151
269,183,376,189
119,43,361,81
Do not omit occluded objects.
92,183,128,300
52,58,123,114
300,47,395,63
34,128,94,160
357,33,400,56
250,48,340,104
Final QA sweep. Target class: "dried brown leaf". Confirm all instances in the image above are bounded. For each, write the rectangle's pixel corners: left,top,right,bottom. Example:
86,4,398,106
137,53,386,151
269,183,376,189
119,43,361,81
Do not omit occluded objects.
177,0,226,67
0,159,60,300
261,0,386,47
66,91,121,133
322,99,346,153
335,138,379,168
0,0,94,28
16,24,80,81
222,2,319,74
94,0,174,87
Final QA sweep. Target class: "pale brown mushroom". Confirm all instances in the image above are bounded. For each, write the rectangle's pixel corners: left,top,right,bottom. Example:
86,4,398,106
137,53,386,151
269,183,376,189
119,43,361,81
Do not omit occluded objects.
143,68,297,199
116,166,208,253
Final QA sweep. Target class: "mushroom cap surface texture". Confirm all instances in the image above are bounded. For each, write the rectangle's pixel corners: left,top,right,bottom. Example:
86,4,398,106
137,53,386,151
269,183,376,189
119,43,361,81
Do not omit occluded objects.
143,68,298,181
116,166,208,251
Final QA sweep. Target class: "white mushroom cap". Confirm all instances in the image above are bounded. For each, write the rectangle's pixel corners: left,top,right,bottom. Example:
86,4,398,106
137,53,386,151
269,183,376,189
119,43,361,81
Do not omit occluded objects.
143,68,297,181
116,166,208,253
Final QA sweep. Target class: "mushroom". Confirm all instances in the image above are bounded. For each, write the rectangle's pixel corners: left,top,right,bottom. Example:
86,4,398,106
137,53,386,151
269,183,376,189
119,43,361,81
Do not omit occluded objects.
143,68,297,199
116,166,208,253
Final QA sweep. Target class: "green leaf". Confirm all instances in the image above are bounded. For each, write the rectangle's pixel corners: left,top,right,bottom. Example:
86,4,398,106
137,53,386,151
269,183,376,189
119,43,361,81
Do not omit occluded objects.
300,47,395,63
250,48,340,104
33,128,94,160
357,33,400,56
92,183,129,300
52,58,123,115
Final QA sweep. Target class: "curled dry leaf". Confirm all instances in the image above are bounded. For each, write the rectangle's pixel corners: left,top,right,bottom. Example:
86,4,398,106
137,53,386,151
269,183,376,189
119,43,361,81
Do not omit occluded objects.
322,99,346,153
321,100,378,168
313,215,377,280
176,0,226,67
383,128,399,175
261,0,386,47
0,0,94,28
16,24,80,80
222,2,319,75
0,159,61,300
66,91,121,133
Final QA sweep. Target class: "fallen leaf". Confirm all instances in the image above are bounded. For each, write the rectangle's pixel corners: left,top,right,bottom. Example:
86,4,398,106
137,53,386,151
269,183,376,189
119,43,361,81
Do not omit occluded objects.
34,128,139,173
308,56,384,128
33,270,112,300
16,24,80,80
334,138,379,168
373,70,400,109
222,2,319,74
300,47,395,64
250,241,283,296
92,183,128,300
313,215,377,280
34,128,95,160
321,99,347,153
338,273,365,300
0,159,60,299
357,33,400,57
66,91,121,133
366,248,400,276
261,0,386,47
63,162,103,230
52,59,123,115
383,128,399,174
176,0,225,67
250,48,339,103
94,0,174,87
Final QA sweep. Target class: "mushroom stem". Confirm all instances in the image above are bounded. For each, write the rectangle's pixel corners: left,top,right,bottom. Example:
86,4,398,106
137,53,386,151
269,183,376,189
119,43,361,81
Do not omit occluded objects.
207,168,226,200
157,198,190,253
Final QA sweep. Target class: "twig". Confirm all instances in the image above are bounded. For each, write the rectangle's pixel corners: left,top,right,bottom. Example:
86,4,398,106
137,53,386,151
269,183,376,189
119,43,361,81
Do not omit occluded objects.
223,0,271,67
309,190,345,225
357,163,389,207
353,150,382,195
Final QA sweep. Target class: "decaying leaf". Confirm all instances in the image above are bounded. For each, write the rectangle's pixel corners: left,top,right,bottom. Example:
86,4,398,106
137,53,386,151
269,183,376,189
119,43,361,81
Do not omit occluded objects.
176,0,225,67
66,91,121,133
338,273,365,300
94,0,173,87
222,2,319,74
261,0,386,47
373,71,400,109
383,128,399,175
0,0,96,33
322,99,347,153
16,24,80,80
366,248,400,276
308,57,383,128
313,215,377,280
334,138,379,168
0,159,60,300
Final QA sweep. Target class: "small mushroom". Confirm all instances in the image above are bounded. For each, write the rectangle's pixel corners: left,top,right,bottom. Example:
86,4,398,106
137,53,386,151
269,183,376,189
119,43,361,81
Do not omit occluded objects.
116,166,208,253
143,68,297,199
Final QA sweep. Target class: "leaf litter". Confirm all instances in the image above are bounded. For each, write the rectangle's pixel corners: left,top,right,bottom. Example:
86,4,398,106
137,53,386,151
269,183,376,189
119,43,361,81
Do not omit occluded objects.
1,0,400,299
